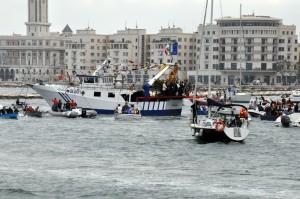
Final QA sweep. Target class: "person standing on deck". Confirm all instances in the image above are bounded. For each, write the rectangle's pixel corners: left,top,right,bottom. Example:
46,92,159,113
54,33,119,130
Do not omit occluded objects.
70,100,77,109
52,98,59,111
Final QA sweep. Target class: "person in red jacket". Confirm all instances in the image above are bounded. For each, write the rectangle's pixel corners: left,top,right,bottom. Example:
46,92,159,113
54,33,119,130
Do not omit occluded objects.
27,106,34,112
70,100,77,109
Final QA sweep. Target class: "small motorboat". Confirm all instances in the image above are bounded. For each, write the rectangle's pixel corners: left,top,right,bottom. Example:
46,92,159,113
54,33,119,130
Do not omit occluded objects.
0,112,18,119
275,113,300,127
248,109,265,118
0,105,18,119
24,110,43,117
49,109,79,118
80,108,97,118
260,115,279,121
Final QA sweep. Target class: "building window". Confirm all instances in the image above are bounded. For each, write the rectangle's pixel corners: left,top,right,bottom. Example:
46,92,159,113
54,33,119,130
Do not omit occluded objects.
261,63,267,70
231,63,237,70
189,75,195,83
246,63,252,70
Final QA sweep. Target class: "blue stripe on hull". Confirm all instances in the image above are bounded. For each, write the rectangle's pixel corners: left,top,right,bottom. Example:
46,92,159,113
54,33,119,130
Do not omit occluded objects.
140,109,182,116
93,109,115,115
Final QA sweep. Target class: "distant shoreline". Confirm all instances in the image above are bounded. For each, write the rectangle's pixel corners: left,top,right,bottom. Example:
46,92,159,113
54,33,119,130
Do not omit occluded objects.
0,94,42,99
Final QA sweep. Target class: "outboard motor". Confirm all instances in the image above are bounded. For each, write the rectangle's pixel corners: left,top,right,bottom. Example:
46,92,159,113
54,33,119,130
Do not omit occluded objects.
281,115,291,127
81,108,87,118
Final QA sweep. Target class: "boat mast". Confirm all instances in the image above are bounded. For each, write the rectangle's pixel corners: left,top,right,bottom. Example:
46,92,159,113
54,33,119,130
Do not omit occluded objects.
239,4,243,90
208,0,214,96
192,0,209,103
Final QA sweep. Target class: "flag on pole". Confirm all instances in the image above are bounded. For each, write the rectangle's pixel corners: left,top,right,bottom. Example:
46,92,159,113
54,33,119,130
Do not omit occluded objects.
164,44,172,56
164,42,178,56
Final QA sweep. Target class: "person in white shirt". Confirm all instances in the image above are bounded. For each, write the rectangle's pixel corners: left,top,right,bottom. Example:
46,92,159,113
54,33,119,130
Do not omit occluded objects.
117,104,122,114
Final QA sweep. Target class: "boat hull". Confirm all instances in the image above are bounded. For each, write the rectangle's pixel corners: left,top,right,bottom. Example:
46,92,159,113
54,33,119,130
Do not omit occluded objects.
24,111,43,117
192,127,229,143
114,113,142,120
190,125,249,143
0,112,18,119
32,84,183,116
49,110,79,118
260,115,278,121
137,96,183,116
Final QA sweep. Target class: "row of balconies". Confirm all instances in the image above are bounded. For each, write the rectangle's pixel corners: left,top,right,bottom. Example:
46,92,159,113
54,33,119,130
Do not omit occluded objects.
218,68,276,72
219,42,280,46
221,50,278,54
219,58,278,62
0,46,65,50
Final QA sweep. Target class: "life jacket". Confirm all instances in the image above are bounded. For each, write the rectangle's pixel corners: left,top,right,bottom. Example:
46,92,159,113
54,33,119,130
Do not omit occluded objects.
53,99,59,105
70,101,76,107
239,108,248,118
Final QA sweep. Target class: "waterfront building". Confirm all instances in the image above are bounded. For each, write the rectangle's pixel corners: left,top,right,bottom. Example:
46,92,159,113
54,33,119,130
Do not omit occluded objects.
0,1,298,87
0,0,68,82
187,14,298,86
64,27,108,75
147,27,195,81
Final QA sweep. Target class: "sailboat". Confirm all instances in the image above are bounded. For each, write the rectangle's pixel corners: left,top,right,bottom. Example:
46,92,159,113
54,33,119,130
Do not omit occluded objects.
190,0,250,143
226,5,251,104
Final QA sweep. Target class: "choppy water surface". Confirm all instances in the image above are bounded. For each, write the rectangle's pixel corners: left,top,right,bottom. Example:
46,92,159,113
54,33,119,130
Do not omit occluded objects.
0,96,299,198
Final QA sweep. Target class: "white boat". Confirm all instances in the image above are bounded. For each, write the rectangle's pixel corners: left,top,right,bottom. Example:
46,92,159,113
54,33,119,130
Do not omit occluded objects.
190,99,250,143
226,88,251,104
290,89,300,102
248,109,265,118
114,113,142,120
29,60,184,117
291,89,300,97
274,113,300,127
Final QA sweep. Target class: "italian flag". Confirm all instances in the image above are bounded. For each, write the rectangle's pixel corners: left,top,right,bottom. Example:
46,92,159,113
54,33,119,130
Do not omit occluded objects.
164,44,172,56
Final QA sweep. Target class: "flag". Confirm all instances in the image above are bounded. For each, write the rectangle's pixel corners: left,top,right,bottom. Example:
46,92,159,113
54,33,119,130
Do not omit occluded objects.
172,42,178,55
164,44,172,56
128,60,134,63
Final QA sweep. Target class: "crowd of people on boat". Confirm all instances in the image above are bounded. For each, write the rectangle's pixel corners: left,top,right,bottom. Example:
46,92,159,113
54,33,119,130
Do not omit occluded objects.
0,106,18,115
249,95,299,116
115,101,140,114
161,81,186,96
51,98,77,112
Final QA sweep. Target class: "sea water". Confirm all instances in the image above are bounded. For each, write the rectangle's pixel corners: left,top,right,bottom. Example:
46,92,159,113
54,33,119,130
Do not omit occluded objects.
0,89,299,198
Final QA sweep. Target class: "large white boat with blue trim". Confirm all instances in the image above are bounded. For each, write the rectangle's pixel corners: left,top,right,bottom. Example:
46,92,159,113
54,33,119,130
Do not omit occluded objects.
29,61,184,116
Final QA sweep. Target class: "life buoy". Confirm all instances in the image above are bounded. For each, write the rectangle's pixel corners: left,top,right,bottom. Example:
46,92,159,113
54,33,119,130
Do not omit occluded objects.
215,121,225,132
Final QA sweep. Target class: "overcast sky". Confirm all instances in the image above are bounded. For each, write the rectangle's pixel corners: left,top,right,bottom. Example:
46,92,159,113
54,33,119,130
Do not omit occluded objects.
0,0,299,36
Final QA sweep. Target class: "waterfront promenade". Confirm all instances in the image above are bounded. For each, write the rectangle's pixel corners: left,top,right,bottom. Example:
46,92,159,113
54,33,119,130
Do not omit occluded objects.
0,82,298,99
